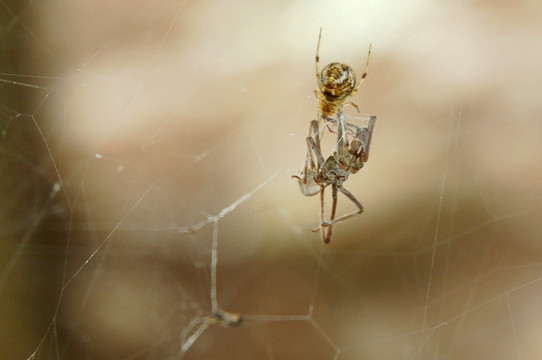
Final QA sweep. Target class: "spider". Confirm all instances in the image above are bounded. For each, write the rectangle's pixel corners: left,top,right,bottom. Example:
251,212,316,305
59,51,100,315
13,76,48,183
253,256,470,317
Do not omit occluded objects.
293,29,376,244
315,28,372,120
293,112,376,243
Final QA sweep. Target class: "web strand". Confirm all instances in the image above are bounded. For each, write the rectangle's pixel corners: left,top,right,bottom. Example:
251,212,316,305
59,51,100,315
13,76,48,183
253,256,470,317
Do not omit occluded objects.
417,112,459,358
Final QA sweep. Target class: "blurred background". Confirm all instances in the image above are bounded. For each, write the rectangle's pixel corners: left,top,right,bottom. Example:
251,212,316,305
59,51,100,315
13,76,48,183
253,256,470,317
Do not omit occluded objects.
2,0,542,359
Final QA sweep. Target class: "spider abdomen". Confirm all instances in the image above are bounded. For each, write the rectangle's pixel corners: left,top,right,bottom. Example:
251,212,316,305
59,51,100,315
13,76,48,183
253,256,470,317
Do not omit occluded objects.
318,63,356,101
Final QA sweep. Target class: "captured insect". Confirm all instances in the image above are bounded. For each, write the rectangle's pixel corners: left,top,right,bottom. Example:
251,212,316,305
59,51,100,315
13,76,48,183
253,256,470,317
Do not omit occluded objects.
293,29,376,244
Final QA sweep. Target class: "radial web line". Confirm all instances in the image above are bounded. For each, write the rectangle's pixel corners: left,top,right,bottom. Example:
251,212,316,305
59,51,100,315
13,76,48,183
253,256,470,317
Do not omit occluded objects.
417,113,458,358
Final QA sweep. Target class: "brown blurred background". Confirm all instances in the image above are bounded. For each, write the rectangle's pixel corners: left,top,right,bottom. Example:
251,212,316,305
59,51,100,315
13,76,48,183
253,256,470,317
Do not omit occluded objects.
2,0,542,359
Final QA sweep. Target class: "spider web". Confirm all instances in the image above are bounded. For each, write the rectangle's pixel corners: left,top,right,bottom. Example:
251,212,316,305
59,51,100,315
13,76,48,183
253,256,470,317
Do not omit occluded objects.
2,1,542,359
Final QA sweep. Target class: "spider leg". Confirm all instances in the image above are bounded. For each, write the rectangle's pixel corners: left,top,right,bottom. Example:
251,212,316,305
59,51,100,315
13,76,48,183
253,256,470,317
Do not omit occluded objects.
342,102,360,113
320,116,341,134
316,28,323,85
321,185,364,227
349,44,372,98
